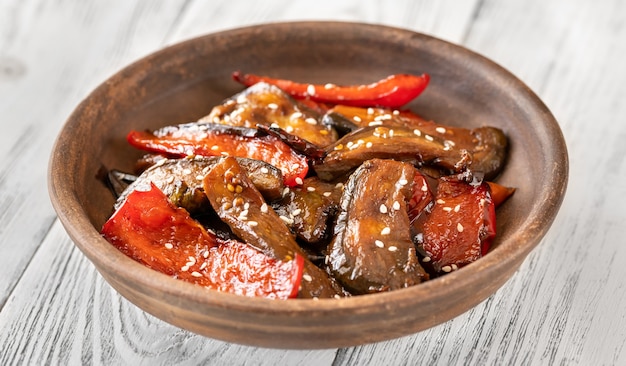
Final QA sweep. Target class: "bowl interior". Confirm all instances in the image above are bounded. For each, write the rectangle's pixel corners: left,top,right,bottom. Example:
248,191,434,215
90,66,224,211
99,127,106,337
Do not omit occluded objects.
48,21,568,348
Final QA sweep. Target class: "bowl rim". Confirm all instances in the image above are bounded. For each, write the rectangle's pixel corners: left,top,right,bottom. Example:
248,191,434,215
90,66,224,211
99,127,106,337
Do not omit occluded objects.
48,20,569,340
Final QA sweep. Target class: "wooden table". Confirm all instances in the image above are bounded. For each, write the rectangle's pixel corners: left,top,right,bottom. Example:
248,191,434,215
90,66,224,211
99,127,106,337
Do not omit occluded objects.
1,0,624,364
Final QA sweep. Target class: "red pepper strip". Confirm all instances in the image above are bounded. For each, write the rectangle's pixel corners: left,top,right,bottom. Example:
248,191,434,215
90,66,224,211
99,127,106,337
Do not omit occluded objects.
414,177,496,272
101,183,303,299
127,129,308,187
487,181,516,207
232,72,430,108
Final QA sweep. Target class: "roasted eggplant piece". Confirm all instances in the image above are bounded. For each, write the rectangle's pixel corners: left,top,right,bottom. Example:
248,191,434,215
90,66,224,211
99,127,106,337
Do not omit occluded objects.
200,82,338,147
328,159,429,295
412,176,496,274
272,177,343,246
321,105,509,181
202,156,346,299
114,156,284,215
126,122,309,187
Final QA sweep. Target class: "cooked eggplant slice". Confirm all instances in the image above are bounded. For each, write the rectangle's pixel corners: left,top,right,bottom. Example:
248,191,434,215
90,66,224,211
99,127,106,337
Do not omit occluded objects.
199,82,338,147
115,156,284,214
202,156,346,299
321,105,509,181
272,177,343,246
328,159,429,295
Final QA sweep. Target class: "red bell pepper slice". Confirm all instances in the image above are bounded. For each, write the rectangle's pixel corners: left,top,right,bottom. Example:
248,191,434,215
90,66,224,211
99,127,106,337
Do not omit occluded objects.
101,183,303,299
232,72,430,108
414,177,496,273
126,127,308,187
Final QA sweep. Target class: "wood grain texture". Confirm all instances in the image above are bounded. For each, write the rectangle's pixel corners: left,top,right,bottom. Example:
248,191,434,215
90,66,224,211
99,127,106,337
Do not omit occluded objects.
1,0,625,364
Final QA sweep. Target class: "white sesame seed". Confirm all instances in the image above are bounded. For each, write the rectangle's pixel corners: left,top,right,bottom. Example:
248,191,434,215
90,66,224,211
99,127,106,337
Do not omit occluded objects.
306,84,316,95
451,264,458,271
422,256,431,263
367,108,375,114
421,182,428,192
323,191,332,197
291,112,303,119
353,116,362,122
381,227,391,235
247,220,258,227
295,177,303,185
164,243,173,249
437,199,446,204
267,103,279,109
365,141,373,148
200,262,207,270
303,274,313,282
260,167,269,174
425,134,434,142
441,265,452,273
183,168,192,175
196,175,204,181
279,215,294,225
436,127,447,134
334,294,341,299
211,145,219,151
392,201,401,211
454,204,461,212
305,117,317,125
291,163,300,170
283,187,290,196
260,203,268,213
389,129,394,137
181,265,189,272
188,256,196,264
203,250,209,258
271,123,280,128
398,178,408,186
392,110,400,115
285,126,294,133
457,223,464,232
166,176,175,184
375,240,384,248
324,83,335,89
191,271,203,278
388,246,398,252
307,186,316,192
291,208,302,216
443,207,452,212
413,129,422,136
379,204,388,214
368,121,383,126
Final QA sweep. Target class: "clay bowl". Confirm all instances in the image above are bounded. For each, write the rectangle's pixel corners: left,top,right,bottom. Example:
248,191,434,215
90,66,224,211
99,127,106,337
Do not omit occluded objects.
48,21,568,349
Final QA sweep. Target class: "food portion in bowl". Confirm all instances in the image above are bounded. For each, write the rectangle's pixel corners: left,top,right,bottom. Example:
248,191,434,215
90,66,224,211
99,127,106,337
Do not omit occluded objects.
100,72,514,300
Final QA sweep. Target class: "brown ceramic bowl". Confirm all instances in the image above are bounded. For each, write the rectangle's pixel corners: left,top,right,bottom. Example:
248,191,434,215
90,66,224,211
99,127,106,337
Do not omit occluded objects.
48,21,568,349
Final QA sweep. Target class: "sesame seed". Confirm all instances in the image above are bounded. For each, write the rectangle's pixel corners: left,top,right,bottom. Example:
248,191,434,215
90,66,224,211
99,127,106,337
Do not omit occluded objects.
368,121,383,126
454,204,461,212
267,103,279,109
422,256,431,263
335,182,344,189
392,201,401,211
381,227,391,235
291,208,302,216
182,168,192,175
389,129,394,137
425,135,434,142
365,141,373,148
260,167,269,174
421,182,428,192
441,265,452,273
457,223,464,232
303,274,313,282
307,186,316,192
181,265,189,272
260,203,268,213
353,116,362,122
279,215,294,225
164,243,173,249
334,294,342,299
324,83,335,89
319,130,329,135
398,178,408,186
235,185,243,193
334,143,344,150
188,256,196,264
305,117,317,125
291,112,303,119
379,204,388,214
191,271,203,278
285,126,294,133
282,187,290,196
443,207,452,212
244,202,250,210
413,129,422,136
200,262,207,270
291,163,300,170
388,246,398,252
306,84,316,95
211,145,220,151
392,110,400,115
295,177,303,185
367,108,375,114
247,220,258,227
203,250,209,258
436,127,447,134
166,176,175,184
196,175,204,181
451,264,458,271
375,240,384,248
323,191,332,197
437,199,446,204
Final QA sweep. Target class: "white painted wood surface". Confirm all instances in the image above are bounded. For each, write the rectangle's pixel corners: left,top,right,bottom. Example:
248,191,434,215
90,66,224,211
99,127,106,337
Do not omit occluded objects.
1,0,624,364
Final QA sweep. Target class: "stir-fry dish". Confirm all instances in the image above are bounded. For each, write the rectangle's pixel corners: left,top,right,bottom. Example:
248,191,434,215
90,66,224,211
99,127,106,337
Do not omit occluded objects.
101,72,515,299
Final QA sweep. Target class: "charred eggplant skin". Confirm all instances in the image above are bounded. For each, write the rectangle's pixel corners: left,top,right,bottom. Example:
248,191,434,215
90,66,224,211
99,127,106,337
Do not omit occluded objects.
202,156,346,299
328,159,428,295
